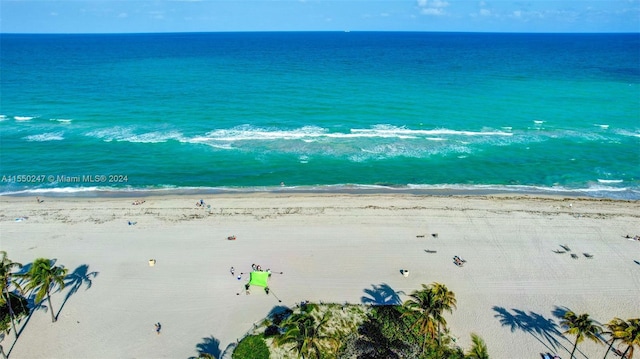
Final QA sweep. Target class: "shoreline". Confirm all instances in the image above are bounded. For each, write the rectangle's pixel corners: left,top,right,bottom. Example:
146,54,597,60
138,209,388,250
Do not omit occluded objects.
1,193,638,358
2,183,639,201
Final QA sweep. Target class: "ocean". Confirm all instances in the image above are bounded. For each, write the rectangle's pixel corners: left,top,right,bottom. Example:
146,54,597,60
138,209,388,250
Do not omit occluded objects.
1,32,639,199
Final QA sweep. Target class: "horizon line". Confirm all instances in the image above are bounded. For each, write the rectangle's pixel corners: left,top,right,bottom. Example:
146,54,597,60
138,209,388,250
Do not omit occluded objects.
2,30,639,35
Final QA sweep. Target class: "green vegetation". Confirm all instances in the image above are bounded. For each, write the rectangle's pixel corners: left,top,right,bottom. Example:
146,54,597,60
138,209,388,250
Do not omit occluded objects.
1,253,70,358
233,282,489,358
402,282,457,351
466,333,489,359
1,251,25,335
561,311,601,359
0,292,29,334
602,318,639,359
18,258,68,323
232,334,269,359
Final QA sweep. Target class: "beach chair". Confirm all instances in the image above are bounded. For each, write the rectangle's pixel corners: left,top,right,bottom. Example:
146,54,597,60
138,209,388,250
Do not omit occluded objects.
571,253,578,259
453,257,464,267
560,245,571,251
583,253,594,258
553,249,566,254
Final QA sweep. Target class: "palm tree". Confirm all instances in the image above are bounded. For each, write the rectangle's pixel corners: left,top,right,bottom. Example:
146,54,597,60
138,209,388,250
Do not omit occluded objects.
431,282,457,344
274,311,336,358
402,282,457,352
402,284,439,352
0,251,22,335
615,318,639,359
603,318,627,359
19,258,67,323
560,311,601,359
466,333,489,359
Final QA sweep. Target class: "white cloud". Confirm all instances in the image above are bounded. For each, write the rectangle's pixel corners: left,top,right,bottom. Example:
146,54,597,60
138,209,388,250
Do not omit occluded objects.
422,8,444,15
431,0,449,7
417,0,449,16
508,9,548,21
479,9,491,16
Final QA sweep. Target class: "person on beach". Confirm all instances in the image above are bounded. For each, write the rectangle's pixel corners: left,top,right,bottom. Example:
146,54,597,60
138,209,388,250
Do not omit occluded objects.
155,322,161,334
230,267,235,276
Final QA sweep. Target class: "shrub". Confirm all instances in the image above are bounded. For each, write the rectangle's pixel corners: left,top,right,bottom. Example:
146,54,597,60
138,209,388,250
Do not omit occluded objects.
232,335,269,359
0,292,29,333
264,325,280,337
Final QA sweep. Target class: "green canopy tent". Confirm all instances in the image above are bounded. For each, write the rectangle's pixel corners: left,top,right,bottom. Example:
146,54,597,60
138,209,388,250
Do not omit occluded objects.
248,271,270,288
245,270,279,301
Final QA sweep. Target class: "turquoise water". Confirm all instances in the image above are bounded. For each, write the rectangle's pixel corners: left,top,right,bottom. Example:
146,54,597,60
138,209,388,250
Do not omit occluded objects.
1,32,639,199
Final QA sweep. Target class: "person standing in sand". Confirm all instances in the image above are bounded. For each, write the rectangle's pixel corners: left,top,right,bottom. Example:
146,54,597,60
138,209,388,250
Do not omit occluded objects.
155,322,161,335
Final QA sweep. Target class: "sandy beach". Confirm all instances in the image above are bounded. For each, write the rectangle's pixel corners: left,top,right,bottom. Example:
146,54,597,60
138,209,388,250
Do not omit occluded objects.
1,193,638,358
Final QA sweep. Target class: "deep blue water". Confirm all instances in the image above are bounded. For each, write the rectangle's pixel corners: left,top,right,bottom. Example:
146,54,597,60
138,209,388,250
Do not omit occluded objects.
1,32,639,198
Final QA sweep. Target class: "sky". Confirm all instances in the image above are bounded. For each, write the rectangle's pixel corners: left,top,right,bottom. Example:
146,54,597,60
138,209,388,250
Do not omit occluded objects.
0,0,639,33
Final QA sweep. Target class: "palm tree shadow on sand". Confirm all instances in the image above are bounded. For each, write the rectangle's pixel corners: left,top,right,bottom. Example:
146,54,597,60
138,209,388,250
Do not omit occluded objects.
12,262,50,337
361,283,404,305
551,306,594,359
8,291,43,356
189,336,221,359
492,306,571,355
8,262,49,355
57,264,99,319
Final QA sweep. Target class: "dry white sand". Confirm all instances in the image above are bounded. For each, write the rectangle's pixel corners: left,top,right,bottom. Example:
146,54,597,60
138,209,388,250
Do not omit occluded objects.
1,194,638,359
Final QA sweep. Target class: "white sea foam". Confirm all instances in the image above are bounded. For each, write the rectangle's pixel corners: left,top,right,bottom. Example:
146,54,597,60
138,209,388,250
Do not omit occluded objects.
51,118,73,124
86,127,134,142
198,125,329,141
597,179,623,184
15,116,35,121
613,129,640,138
127,131,184,143
2,183,637,200
595,124,609,129
533,120,544,124
189,124,512,144
351,125,513,137
0,115,7,121
23,132,64,142
86,127,184,143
